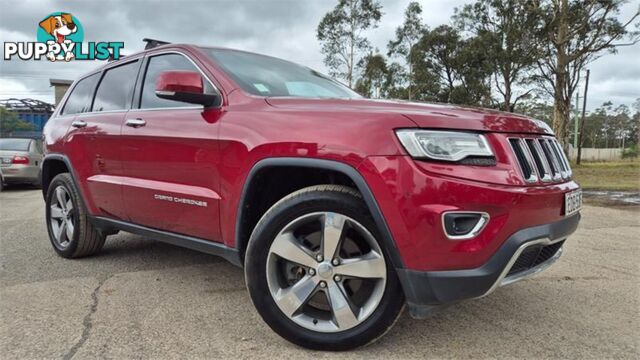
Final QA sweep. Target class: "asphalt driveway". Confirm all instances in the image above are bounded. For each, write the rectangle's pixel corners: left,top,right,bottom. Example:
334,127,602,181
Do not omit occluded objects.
1,187,638,359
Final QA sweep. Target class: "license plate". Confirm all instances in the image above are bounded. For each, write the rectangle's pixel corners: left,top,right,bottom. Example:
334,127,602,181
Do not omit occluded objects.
564,189,582,216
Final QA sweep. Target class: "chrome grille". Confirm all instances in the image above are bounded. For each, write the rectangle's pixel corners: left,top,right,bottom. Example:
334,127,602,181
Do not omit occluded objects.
509,137,572,184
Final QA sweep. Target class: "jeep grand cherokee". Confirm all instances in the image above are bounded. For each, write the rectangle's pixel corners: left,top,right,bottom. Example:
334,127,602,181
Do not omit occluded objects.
41,42,581,350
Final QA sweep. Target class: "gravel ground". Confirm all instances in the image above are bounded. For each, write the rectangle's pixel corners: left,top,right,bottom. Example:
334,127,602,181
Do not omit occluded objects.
1,186,638,359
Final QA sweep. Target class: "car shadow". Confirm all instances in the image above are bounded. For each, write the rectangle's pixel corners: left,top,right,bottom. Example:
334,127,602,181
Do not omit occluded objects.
1,183,41,192
85,234,576,354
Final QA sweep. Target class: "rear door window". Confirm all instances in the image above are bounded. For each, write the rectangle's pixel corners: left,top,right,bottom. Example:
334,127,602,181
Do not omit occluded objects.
61,73,99,115
92,60,140,112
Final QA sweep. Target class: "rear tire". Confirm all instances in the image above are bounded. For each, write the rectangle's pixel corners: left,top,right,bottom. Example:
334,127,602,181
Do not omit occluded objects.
45,173,105,258
245,185,404,350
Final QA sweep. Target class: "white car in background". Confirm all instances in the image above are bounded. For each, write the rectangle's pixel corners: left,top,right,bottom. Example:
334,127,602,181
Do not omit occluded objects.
0,138,44,189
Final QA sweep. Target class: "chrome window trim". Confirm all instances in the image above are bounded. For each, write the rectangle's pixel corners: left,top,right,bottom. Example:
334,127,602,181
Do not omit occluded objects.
441,211,490,240
128,106,202,112
56,50,222,117
480,236,565,298
75,109,128,116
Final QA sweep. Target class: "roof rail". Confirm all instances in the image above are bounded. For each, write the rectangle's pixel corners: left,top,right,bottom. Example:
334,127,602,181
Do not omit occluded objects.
107,54,125,62
143,38,171,50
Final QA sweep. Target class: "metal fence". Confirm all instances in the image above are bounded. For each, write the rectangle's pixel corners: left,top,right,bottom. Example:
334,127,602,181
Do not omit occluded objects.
568,147,623,161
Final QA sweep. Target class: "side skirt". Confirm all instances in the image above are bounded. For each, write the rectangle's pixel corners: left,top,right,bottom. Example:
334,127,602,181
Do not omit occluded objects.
90,216,242,267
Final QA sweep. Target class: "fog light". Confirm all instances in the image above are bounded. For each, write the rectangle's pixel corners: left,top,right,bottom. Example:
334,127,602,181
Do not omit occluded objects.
442,212,489,240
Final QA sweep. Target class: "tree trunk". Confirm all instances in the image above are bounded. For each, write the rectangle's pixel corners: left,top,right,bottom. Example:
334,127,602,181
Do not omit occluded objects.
348,0,355,88
553,78,571,150
504,82,511,112
553,0,571,151
348,34,354,87
408,59,413,101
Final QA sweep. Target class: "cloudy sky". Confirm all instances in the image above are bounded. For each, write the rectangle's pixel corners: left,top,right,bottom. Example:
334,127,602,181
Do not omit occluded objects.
1,0,638,111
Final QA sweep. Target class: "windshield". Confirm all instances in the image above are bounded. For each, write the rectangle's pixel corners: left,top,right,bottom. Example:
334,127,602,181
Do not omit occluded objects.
0,138,31,151
203,48,362,99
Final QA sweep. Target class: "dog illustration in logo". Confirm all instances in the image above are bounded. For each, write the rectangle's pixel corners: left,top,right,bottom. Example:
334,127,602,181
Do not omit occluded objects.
39,13,77,61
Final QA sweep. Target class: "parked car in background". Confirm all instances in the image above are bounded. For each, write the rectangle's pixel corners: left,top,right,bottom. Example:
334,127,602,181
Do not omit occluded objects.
0,138,44,188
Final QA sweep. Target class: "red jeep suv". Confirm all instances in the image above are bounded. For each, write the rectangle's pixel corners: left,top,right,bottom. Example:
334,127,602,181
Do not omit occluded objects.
41,42,581,350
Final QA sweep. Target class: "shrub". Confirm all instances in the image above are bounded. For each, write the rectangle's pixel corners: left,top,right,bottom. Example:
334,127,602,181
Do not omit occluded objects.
622,145,639,159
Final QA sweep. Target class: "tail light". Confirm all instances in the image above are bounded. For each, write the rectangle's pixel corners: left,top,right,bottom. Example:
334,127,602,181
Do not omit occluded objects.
12,155,29,165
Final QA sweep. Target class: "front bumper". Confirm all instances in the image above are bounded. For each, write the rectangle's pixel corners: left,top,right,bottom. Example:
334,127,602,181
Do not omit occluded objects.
358,155,581,271
396,213,580,318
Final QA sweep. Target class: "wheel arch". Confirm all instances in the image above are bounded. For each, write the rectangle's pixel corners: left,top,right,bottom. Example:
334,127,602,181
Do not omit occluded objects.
41,154,81,201
235,157,405,269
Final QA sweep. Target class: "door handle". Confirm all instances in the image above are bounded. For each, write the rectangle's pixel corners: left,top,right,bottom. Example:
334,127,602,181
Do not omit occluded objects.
126,118,146,128
71,120,87,128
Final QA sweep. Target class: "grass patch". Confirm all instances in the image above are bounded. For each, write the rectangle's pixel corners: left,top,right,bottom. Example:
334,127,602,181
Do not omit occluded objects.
572,160,640,191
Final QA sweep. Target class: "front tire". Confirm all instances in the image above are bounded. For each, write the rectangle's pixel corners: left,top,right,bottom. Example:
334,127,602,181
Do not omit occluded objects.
45,173,105,258
245,185,404,350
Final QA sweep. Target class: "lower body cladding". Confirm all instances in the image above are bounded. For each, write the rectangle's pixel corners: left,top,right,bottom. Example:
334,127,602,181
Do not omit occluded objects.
396,213,580,318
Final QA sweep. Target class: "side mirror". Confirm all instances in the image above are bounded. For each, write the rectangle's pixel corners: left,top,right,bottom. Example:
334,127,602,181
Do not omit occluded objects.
155,70,220,107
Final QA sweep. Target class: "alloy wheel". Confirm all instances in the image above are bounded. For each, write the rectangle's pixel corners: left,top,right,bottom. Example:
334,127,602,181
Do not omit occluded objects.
266,212,387,333
49,185,75,248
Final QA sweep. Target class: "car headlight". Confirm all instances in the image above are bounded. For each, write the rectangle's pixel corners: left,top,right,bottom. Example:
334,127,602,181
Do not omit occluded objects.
395,130,494,162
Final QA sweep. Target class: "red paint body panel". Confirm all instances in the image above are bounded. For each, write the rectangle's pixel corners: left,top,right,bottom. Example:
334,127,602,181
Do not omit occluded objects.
155,70,204,94
358,155,579,271
119,108,223,241
65,111,127,220
43,44,580,274
266,98,554,135
217,93,416,247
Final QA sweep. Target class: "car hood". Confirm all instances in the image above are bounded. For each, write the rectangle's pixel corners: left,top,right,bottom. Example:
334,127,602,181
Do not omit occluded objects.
265,98,553,135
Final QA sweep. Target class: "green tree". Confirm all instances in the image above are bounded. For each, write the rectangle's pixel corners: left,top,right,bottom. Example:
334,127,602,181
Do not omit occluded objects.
515,96,555,126
536,0,639,148
455,0,544,112
383,61,409,99
0,107,35,136
582,105,607,147
355,53,388,98
413,25,492,106
387,1,425,100
610,104,635,148
581,101,639,148
317,0,383,87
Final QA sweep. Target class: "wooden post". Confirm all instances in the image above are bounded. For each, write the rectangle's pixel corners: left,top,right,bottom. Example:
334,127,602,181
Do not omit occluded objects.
576,69,590,165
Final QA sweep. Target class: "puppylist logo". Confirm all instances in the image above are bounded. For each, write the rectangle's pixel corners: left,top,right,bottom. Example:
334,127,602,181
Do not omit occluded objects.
4,12,124,62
